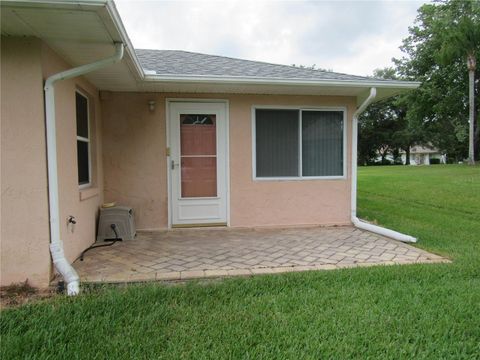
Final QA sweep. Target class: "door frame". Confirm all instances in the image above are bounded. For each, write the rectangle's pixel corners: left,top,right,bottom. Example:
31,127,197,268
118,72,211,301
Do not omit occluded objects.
165,98,230,229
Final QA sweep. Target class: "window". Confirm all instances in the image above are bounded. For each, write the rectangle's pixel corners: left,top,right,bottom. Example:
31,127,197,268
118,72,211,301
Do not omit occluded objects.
76,91,90,187
254,108,345,179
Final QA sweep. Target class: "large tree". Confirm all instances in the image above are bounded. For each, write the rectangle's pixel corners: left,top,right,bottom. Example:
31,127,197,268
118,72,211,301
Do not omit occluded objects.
437,1,480,164
394,0,480,162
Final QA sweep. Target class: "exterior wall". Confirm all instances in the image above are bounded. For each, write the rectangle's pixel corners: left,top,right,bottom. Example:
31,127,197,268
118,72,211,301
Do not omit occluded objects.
1,37,51,286
0,37,104,287
102,93,355,229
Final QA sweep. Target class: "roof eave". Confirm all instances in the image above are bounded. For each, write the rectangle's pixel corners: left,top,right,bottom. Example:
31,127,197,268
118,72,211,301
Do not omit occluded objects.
104,0,145,79
143,74,420,89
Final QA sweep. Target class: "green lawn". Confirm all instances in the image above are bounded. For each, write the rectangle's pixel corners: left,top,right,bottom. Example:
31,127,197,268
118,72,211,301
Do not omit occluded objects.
1,165,479,359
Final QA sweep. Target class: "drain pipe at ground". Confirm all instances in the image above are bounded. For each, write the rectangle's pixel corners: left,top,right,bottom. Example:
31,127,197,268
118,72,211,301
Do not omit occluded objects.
351,87,417,243
44,43,124,295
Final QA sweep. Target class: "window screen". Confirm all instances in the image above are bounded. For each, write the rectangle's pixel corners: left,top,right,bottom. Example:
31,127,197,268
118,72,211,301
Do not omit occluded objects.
255,109,299,177
76,91,90,186
302,111,343,176
254,108,344,178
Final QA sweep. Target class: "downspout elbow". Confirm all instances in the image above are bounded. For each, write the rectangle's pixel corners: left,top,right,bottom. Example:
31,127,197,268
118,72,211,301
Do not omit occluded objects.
45,42,124,91
351,217,417,243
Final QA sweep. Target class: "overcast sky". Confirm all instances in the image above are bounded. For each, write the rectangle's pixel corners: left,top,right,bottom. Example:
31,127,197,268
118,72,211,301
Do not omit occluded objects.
115,0,427,76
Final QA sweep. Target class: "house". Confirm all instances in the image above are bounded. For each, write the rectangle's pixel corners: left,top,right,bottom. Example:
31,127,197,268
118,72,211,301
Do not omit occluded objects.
400,145,446,165
1,0,419,293
374,145,446,165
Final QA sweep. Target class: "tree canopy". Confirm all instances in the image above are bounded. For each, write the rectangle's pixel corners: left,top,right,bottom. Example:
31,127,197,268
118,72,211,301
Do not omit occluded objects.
360,0,480,164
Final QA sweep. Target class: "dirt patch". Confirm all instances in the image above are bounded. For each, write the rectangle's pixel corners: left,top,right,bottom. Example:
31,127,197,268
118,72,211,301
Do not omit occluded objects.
0,280,56,309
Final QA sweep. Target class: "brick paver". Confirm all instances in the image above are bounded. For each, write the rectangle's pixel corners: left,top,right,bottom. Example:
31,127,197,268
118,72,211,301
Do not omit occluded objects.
73,226,448,283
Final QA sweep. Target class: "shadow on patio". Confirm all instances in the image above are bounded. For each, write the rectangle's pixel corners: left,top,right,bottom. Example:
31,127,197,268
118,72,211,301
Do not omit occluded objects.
73,226,448,283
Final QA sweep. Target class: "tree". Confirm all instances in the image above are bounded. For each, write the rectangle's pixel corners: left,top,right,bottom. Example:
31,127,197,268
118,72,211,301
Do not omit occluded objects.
394,0,480,163
437,1,480,164
358,68,423,165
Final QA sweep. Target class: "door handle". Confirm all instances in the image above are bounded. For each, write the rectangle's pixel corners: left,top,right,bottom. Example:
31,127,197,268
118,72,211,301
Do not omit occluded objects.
171,160,179,170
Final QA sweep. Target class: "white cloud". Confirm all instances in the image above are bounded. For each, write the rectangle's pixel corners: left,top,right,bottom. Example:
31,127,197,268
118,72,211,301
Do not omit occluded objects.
115,0,426,76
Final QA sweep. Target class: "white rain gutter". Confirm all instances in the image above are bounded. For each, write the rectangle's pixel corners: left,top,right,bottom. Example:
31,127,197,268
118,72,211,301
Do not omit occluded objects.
351,87,417,243
44,43,124,295
143,73,420,89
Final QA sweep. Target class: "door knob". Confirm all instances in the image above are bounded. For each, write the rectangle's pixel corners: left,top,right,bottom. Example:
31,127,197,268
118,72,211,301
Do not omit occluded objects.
171,160,179,170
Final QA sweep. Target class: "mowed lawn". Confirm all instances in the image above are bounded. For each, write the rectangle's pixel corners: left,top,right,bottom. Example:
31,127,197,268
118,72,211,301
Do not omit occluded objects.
1,165,479,359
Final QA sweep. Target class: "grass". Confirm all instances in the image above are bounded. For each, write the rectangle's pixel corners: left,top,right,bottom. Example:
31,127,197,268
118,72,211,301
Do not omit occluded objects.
1,165,479,359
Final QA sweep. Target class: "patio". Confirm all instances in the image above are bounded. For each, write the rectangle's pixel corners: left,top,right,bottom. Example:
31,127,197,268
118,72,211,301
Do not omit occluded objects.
73,226,448,283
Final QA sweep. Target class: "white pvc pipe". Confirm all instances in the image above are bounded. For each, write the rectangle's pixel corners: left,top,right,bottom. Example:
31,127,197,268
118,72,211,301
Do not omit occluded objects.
44,43,124,295
351,87,417,243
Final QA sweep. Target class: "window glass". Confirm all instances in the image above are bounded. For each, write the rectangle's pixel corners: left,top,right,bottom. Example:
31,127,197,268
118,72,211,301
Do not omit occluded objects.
302,111,343,176
254,108,344,178
76,91,90,186
180,114,217,197
255,109,299,177
76,92,89,138
77,140,90,185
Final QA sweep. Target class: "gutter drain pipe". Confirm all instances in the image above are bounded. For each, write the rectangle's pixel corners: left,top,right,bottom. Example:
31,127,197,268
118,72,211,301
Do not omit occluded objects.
44,43,124,295
351,87,417,243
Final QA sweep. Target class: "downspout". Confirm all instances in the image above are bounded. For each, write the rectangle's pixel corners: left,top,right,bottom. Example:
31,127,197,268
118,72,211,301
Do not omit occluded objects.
44,43,124,295
351,87,417,243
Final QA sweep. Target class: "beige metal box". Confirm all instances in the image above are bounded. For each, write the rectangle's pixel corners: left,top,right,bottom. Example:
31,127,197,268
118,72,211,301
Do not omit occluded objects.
97,206,136,242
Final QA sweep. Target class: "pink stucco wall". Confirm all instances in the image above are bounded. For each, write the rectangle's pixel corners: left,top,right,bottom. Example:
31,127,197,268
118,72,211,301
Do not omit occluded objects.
102,93,355,229
1,38,104,287
1,38,51,286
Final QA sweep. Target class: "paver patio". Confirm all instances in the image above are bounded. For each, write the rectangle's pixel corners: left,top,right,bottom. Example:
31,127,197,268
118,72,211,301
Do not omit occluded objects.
73,226,448,283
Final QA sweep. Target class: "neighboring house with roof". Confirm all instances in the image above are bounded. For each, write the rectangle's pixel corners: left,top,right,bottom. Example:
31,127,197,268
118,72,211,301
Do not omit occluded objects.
400,145,446,165
1,0,419,292
374,145,446,165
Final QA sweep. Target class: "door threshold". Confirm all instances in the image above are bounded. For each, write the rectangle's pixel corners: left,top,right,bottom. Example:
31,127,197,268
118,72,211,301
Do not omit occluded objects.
171,222,228,229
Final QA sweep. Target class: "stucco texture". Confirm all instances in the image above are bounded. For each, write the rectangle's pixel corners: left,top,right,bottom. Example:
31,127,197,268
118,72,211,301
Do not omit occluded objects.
102,93,355,230
1,38,104,287
1,38,51,286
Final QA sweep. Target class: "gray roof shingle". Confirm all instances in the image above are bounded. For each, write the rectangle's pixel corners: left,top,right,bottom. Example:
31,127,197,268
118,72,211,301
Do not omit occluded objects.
135,49,379,82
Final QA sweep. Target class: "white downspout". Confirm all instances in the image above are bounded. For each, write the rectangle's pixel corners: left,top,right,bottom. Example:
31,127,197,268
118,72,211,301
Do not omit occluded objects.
351,87,417,243
44,43,124,295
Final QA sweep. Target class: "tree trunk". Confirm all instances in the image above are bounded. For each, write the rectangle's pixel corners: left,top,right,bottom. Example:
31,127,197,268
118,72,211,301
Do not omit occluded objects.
467,54,476,164
405,147,411,165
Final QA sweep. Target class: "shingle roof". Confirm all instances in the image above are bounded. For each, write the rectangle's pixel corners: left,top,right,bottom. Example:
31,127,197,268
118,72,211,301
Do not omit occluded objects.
135,49,379,82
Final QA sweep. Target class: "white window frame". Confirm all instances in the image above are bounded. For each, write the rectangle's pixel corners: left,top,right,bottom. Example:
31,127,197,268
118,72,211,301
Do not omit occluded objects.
251,105,347,181
76,90,92,189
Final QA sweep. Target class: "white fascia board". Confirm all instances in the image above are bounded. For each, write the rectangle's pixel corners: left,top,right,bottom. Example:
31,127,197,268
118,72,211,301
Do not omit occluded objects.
104,0,145,79
143,74,420,90
0,0,109,8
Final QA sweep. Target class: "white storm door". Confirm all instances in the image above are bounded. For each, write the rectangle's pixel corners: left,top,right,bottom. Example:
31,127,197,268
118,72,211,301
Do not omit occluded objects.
169,102,228,226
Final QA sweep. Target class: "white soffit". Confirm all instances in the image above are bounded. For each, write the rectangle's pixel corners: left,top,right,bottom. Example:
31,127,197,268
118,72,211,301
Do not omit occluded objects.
1,2,140,91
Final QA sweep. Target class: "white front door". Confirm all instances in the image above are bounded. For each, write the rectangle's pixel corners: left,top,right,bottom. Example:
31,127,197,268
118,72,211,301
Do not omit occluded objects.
169,101,228,227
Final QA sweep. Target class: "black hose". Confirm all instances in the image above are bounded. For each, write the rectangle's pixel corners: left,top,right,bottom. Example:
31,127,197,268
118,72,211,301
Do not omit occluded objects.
79,224,122,261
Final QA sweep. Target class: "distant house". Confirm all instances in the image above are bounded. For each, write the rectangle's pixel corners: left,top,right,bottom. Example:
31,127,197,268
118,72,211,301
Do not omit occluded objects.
400,146,446,165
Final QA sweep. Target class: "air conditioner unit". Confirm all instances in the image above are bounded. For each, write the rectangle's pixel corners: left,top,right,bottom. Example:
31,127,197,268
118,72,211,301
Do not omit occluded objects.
97,206,136,242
